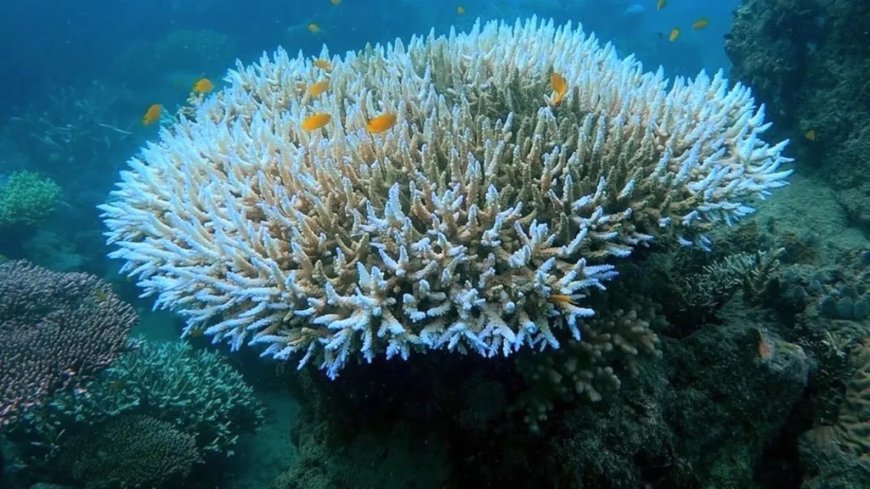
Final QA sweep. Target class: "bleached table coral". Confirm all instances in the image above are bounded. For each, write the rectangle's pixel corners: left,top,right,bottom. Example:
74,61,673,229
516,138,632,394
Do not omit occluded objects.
100,18,792,378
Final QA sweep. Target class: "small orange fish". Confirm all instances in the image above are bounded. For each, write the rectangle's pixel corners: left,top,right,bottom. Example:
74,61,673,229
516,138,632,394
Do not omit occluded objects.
550,72,568,106
456,5,466,15
192,77,214,94
308,22,321,34
366,112,397,133
549,294,576,307
805,129,816,141
656,0,666,11
301,112,332,131
307,79,330,97
313,58,332,71
691,18,710,30
142,103,162,126
668,28,681,42
331,0,341,5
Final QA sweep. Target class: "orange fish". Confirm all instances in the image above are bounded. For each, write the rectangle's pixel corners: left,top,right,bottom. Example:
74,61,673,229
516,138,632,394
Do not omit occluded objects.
307,79,330,97
550,72,568,106
142,103,162,126
668,28,681,42
308,23,321,34
691,18,710,30
656,0,666,11
805,129,816,141
331,0,341,4
366,112,397,133
549,294,576,307
313,58,332,71
301,112,332,131
192,77,214,94
456,5,466,15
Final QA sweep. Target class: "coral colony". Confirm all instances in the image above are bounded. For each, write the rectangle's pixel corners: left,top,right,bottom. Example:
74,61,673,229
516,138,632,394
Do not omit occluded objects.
100,18,792,378
0,261,136,427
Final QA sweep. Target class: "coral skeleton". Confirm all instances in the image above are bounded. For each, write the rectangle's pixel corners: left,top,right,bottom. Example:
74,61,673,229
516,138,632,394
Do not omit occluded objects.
100,18,792,378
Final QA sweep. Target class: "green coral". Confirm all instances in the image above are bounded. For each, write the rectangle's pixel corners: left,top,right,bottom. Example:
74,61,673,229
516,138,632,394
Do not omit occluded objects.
0,171,61,228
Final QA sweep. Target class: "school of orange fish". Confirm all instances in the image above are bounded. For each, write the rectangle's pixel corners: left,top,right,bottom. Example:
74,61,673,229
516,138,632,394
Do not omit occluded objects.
141,1,712,134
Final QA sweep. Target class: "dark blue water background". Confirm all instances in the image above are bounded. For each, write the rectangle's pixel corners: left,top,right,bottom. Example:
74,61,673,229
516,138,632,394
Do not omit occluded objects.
1,0,739,115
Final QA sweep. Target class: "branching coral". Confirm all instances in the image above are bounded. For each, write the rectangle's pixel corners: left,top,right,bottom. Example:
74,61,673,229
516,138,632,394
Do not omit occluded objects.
100,18,791,378
0,171,61,228
0,260,135,428
14,341,263,456
58,414,200,489
676,247,783,320
516,294,664,431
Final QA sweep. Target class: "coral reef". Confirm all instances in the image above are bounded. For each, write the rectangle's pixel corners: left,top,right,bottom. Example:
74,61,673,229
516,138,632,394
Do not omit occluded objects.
0,171,61,229
13,341,263,458
726,0,870,227
275,415,449,489
101,18,791,378
57,414,200,489
674,247,783,322
272,294,812,488
800,339,870,488
811,249,870,322
0,260,136,428
516,291,663,431
550,313,809,488
769,247,870,322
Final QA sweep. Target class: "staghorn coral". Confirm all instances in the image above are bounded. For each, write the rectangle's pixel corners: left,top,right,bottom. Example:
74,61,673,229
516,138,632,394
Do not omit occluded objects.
58,414,200,489
0,171,61,228
0,260,136,428
100,18,792,378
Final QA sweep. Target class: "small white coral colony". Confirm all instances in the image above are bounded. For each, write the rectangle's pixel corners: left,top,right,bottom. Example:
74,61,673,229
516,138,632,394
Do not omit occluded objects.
100,18,792,378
